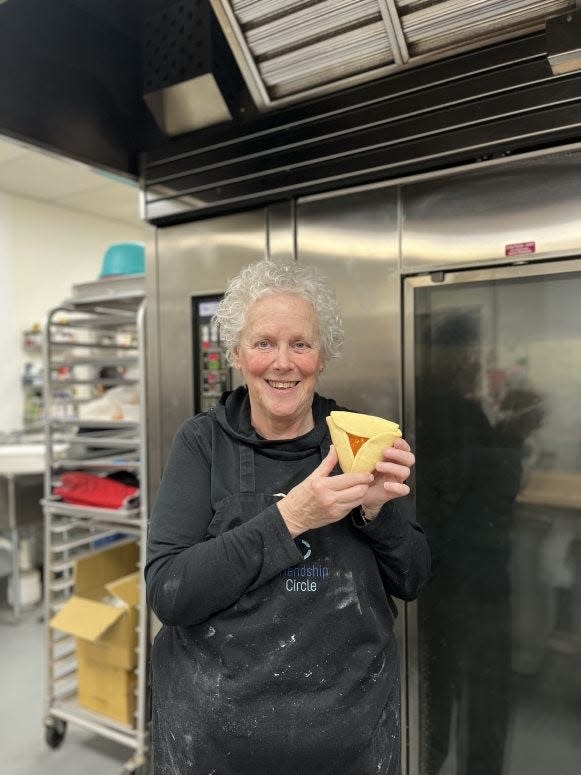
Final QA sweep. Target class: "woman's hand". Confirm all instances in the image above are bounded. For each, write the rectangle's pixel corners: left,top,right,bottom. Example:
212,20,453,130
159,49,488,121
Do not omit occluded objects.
360,437,415,520
278,446,374,538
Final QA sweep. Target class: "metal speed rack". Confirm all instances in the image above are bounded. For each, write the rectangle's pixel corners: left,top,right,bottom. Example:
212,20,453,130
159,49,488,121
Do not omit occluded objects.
41,276,149,775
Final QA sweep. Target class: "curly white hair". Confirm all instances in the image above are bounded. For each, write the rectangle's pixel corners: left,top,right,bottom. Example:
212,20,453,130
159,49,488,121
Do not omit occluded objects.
212,259,344,365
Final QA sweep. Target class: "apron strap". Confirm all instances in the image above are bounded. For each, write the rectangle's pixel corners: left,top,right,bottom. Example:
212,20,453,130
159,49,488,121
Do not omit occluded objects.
239,443,256,493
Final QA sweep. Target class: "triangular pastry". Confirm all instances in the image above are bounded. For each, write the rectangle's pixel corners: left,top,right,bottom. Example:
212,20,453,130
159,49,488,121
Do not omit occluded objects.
326,410,402,473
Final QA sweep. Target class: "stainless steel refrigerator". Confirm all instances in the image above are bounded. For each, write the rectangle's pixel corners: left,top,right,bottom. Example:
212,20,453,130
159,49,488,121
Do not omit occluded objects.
146,149,581,775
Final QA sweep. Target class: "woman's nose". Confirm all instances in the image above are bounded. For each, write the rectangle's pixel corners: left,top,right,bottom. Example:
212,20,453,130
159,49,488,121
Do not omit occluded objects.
273,344,291,369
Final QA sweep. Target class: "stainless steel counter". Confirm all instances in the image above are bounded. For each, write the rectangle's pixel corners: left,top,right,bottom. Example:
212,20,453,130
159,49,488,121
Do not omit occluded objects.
0,449,44,621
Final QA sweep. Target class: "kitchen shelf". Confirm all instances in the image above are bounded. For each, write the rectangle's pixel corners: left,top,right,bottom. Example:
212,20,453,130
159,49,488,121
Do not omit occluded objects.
42,277,149,772
43,498,141,527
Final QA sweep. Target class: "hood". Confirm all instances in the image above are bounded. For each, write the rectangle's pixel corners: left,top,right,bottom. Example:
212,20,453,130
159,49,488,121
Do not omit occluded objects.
213,386,338,459
210,0,575,109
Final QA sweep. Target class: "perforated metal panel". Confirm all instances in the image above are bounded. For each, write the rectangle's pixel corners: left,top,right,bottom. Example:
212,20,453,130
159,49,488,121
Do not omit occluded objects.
143,0,209,93
142,0,242,134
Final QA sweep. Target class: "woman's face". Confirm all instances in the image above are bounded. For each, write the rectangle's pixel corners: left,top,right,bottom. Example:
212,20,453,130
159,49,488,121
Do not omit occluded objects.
233,292,324,438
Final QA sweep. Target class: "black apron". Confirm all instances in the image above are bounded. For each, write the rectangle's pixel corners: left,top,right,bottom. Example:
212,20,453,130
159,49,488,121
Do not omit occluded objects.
151,442,401,775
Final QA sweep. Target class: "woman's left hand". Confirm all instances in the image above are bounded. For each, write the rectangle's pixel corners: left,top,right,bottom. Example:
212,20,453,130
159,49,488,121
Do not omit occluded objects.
360,437,415,518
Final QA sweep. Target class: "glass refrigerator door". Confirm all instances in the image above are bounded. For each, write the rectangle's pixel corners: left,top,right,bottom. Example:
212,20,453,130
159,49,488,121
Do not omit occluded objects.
404,260,581,775
192,296,233,414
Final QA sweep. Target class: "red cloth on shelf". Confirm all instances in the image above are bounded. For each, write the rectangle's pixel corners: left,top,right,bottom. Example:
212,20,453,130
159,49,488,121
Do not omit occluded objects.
53,472,139,509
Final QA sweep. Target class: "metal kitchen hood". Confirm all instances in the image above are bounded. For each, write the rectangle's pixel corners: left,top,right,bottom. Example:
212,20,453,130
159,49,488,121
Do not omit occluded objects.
210,0,576,108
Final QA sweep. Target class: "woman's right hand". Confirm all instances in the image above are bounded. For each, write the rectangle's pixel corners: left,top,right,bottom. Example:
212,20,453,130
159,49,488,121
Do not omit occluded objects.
277,446,373,538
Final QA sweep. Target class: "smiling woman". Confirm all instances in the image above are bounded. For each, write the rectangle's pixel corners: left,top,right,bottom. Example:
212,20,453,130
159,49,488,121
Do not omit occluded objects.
145,259,430,775
232,292,323,439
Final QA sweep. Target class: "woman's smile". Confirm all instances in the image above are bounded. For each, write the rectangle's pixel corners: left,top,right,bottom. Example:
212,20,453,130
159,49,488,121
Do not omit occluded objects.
266,379,300,390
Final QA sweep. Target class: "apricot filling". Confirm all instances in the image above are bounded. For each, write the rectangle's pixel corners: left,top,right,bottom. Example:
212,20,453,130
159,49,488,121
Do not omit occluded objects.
348,433,368,456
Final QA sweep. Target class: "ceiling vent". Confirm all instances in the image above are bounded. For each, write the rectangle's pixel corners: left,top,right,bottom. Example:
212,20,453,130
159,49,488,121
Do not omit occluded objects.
210,0,576,108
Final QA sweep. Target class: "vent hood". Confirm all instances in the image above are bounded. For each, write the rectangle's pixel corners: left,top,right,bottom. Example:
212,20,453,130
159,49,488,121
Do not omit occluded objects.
210,0,576,108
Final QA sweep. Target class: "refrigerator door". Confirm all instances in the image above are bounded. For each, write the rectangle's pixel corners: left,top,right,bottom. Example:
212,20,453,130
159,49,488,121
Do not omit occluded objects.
404,259,581,775
146,208,269,487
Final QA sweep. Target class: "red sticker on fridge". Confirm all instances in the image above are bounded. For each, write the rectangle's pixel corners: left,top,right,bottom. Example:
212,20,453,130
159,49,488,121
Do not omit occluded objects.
505,241,536,256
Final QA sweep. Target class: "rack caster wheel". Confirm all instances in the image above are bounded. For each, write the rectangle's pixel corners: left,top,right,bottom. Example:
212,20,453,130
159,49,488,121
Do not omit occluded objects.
45,718,67,749
122,756,149,775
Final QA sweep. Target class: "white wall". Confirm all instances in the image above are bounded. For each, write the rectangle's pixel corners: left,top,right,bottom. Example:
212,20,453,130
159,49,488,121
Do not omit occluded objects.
0,193,20,432
0,192,147,432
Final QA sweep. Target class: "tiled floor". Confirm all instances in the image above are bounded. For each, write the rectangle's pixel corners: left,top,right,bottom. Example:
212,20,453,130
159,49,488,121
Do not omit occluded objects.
0,600,132,775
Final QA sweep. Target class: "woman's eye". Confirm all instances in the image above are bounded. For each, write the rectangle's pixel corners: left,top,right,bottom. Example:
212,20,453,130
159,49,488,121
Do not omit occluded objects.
256,340,271,349
293,341,309,351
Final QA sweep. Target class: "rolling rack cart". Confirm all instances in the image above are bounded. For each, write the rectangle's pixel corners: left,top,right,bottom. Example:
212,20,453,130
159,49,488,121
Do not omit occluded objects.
41,275,149,775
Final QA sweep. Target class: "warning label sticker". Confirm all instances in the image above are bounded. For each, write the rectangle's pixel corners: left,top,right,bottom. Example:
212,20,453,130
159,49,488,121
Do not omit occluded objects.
505,241,536,256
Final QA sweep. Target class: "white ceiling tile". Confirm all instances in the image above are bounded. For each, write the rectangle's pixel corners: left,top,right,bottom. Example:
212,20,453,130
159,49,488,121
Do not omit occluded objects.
57,181,142,226
0,151,103,199
0,136,141,225
0,138,28,165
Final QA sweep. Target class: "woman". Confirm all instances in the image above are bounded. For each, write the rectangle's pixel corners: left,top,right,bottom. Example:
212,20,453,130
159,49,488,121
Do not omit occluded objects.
146,259,430,775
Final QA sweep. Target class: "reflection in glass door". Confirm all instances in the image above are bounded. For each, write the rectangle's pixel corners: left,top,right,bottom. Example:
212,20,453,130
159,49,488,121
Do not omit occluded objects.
404,261,581,775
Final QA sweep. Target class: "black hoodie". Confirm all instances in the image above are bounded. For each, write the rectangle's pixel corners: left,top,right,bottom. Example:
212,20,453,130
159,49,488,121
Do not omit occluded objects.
146,387,430,775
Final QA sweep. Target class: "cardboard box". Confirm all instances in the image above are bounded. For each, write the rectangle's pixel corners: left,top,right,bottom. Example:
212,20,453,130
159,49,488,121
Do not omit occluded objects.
50,541,140,725
76,651,137,724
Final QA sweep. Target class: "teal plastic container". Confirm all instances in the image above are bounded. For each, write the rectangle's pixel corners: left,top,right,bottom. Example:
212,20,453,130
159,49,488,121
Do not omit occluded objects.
100,242,145,277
